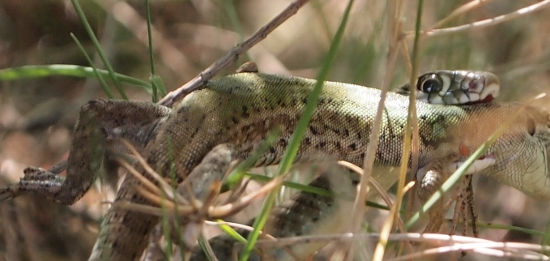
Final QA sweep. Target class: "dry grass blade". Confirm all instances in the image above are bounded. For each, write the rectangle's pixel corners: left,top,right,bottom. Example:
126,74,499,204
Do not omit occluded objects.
410,0,550,37
116,158,159,196
247,232,549,260
223,178,252,205
118,139,185,202
197,180,222,218
347,0,404,258
426,0,496,31
372,0,421,260
337,160,411,233
115,151,285,220
209,175,286,218
133,186,188,213
113,201,170,216
389,242,549,261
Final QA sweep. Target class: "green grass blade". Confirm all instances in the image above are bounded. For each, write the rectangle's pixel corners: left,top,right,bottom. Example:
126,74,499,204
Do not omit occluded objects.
239,0,355,260
217,220,248,244
70,33,114,99
0,65,152,93
144,0,160,102
71,0,128,100
150,75,167,100
224,129,280,187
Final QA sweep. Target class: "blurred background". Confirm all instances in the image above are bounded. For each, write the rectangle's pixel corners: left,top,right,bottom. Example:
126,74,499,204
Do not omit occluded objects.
0,0,549,260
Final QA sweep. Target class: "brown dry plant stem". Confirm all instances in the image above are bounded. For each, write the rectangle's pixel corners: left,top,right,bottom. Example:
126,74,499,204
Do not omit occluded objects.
410,0,550,37
158,0,310,107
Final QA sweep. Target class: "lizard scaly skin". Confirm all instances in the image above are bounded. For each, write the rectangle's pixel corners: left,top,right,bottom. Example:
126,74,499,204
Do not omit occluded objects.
2,72,549,260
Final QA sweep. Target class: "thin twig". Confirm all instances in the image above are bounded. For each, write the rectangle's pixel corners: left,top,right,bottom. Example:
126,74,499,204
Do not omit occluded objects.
158,0,310,107
249,232,550,260
426,0,495,31
406,0,550,37
363,0,407,260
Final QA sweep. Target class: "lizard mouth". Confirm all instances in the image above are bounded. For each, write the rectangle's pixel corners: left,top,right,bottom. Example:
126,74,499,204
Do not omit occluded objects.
415,154,496,182
446,153,496,175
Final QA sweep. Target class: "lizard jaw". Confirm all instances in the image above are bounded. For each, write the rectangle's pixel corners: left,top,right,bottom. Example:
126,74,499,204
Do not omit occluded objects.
446,154,496,175
415,154,496,183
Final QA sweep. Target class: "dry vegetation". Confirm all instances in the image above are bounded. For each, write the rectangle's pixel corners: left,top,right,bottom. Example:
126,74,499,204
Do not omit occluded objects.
0,0,550,260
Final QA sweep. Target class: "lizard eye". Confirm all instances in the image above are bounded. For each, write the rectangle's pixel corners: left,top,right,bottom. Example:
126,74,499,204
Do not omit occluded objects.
417,74,443,94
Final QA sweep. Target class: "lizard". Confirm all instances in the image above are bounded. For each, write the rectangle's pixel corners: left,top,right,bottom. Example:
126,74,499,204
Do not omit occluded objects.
1,70,549,260
189,69,501,260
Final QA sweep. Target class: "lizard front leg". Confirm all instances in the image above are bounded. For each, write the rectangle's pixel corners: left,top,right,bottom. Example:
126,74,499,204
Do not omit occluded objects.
418,156,495,233
0,100,170,205
417,160,450,233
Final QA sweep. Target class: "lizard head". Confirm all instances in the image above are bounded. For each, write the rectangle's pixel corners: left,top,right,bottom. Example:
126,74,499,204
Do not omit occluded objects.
470,104,550,201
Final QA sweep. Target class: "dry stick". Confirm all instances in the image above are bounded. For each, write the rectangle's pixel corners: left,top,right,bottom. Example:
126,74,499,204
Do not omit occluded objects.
345,0,404,257
158,0,310,107
367,1,409,260
251,232,550,254
405,0,550,38
426,0,496,31
246,232,550,260
389,242,549,261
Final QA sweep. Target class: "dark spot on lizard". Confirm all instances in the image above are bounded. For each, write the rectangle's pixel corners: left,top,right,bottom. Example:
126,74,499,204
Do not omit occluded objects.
278,99,286,108
318,141,326,148
349,143,357,150
375,150,383,161
231,116,239,124
290,98,297,106
242,105,250,118
256,157,267,166
309,125,318,135
188,122,201,139
269,146,276,154
304,137,312,145
302,97,308,104
278,138,288,147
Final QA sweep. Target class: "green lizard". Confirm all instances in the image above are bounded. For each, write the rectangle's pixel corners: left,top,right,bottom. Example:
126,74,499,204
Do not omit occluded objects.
1,71,549,260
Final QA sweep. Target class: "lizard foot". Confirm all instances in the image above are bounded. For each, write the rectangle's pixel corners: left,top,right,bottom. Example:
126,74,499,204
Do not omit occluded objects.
451,174,478,237
418,156,492,233
0,160,69,202
0,167,67,203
